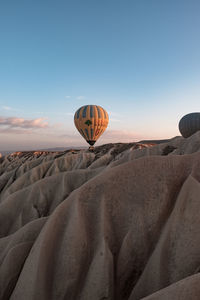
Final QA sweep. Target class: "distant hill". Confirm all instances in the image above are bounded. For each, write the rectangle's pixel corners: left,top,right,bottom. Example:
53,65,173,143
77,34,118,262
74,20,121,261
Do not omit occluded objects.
0,146,87,156
0,150,14,156
138,137,180,144
39,146,86,152
1,140,180,156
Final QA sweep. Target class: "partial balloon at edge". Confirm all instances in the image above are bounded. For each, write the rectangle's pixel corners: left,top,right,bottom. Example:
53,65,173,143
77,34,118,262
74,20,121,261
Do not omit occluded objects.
74,105,109,146
179,112,200,138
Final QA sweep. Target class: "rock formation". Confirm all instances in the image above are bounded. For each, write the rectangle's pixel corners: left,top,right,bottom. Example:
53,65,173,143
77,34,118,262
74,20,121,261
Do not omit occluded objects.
1,133,200,299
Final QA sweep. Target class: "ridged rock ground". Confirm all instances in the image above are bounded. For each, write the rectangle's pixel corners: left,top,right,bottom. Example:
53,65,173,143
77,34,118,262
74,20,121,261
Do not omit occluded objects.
1,133,200,299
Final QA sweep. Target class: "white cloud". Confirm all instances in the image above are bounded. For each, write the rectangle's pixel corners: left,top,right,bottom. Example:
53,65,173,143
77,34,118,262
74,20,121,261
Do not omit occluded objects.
108,112,123,122
109,111,120,117
65,96,71,99
2,106,12,110
0,116,49,129
76,96,86,100
1,105,23,112
109,118,121,122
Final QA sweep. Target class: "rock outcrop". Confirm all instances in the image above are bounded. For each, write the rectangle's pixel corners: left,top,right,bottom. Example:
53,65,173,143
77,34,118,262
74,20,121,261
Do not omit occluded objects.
1,133,200,299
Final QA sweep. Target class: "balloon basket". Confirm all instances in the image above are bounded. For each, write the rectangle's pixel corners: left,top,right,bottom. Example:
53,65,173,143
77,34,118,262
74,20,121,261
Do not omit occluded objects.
89,146,94,151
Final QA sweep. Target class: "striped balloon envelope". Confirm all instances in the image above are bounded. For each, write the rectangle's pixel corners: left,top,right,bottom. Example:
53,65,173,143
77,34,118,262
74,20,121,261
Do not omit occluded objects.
74,105,109,146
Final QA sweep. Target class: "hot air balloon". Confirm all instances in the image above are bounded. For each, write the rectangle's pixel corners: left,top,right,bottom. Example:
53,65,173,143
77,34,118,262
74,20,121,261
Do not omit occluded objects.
179,112,200,138
74,105,109,148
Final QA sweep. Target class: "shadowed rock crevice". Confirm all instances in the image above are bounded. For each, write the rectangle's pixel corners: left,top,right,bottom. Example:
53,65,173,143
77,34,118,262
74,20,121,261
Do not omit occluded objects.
162,145,177,155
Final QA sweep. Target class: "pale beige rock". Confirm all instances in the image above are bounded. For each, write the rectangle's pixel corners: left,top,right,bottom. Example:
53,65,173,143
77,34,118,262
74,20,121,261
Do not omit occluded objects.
1,134,200,299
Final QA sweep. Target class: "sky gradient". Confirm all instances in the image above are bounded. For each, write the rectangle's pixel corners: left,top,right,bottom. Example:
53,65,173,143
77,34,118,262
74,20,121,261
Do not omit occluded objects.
0,0,200,151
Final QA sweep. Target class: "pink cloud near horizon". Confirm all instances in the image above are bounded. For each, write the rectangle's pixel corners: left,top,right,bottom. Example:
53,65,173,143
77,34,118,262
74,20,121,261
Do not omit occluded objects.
0,117,49,130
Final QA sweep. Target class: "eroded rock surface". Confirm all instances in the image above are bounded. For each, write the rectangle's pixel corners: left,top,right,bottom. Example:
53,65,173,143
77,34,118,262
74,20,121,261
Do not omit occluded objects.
1,133,200,299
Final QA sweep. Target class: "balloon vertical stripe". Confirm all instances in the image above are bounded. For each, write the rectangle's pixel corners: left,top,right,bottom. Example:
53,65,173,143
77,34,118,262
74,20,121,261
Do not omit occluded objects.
90,105,94,118
79,129,84,138
76,107,82,119
96,105,101,118
82,105,88,118
85,128,89,139
91,128,94,139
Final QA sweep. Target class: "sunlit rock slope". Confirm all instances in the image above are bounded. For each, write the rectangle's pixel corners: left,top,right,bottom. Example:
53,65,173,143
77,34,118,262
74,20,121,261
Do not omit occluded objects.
1,133,200,299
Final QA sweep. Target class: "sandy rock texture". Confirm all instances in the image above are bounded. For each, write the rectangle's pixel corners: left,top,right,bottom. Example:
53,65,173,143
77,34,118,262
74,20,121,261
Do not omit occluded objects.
1,133,200,299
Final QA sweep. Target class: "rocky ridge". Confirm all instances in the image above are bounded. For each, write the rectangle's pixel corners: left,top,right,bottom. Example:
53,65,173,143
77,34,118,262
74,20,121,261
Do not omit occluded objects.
1,133,200,299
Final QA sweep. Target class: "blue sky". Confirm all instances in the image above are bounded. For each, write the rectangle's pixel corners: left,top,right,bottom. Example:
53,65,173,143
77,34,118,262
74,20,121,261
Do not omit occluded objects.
0,0,200,150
